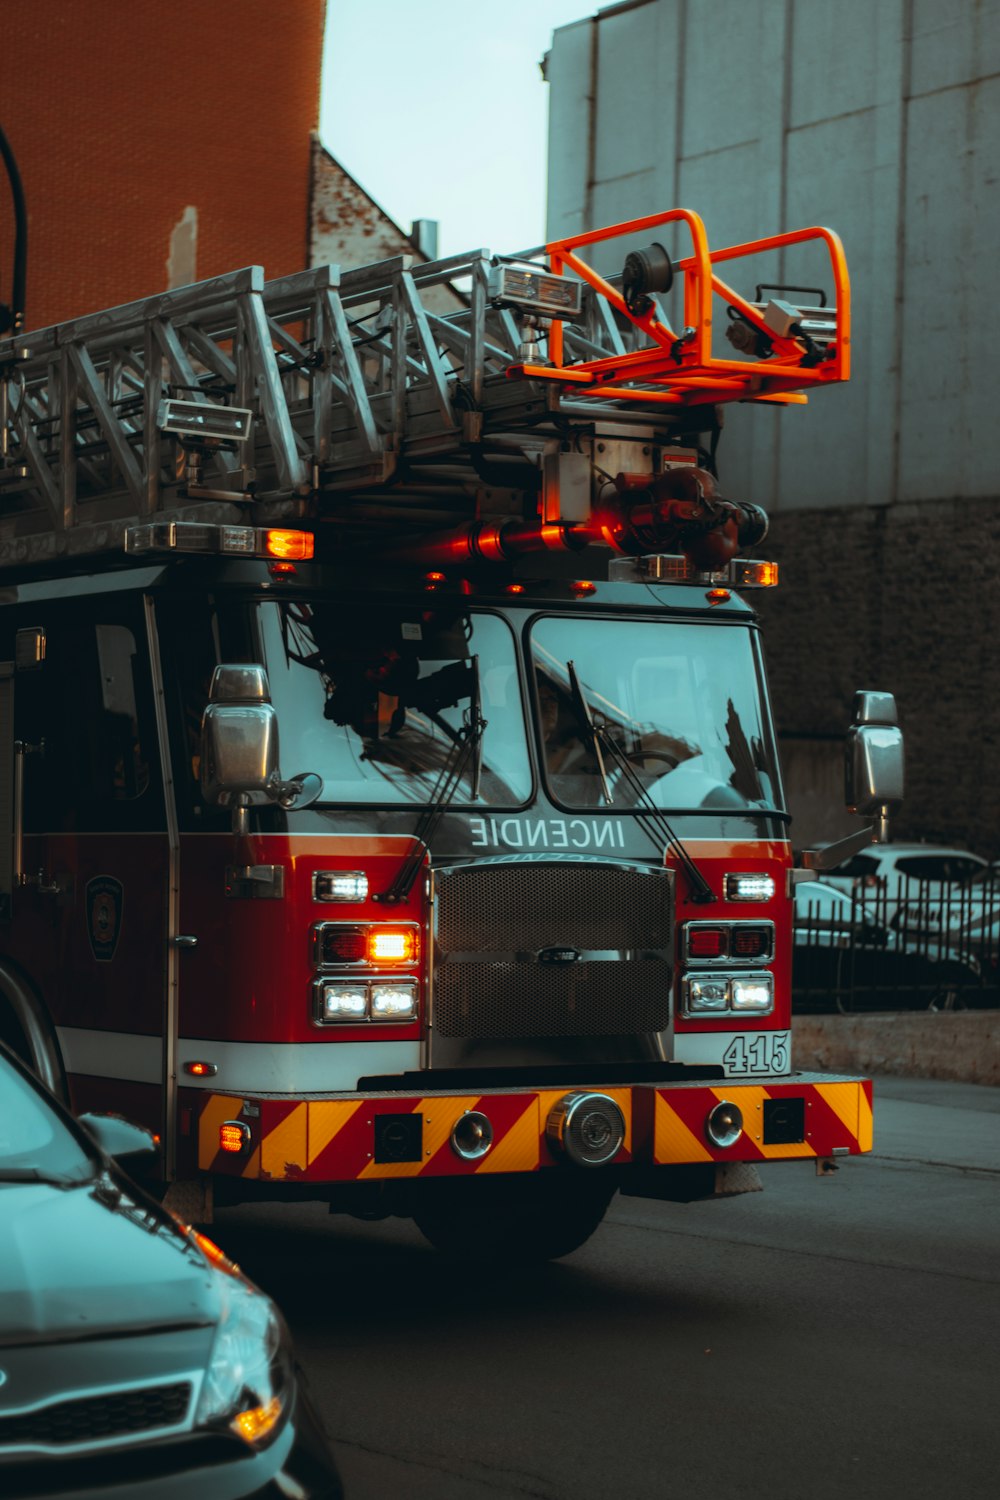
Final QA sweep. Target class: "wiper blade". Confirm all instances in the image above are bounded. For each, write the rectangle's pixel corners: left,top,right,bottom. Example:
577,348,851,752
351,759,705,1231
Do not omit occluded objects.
593,728,716,904
469,654,486,801
382,657,487,904
566,660,613,807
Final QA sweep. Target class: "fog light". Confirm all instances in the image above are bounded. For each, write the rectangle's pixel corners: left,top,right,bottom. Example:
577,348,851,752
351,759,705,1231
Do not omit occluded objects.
451,1110,494,1161
317,983,368,1021
706,1100,743,1149
684,974,729,1013
546,1091,625,1167
731,973,774,1012
371,983,418,1020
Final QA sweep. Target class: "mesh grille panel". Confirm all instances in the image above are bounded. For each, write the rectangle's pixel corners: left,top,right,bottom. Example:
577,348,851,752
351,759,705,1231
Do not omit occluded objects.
0,1382,192,1450
436,861,671,953
434,961,671,1038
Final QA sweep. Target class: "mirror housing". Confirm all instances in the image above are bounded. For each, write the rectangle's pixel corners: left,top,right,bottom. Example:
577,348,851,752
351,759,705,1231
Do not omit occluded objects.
200,665,322,831
845,690,904,839
78,1112,159,1174
200,665,280,807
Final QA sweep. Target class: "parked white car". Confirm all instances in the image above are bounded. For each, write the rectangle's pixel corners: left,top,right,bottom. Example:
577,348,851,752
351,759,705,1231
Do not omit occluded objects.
819,843,990,900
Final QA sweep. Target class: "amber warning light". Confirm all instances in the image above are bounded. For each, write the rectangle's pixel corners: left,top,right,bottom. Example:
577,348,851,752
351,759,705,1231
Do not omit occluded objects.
125,521,315,560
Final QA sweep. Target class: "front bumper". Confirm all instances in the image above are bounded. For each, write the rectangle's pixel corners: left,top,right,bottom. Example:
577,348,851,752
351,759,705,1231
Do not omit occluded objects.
189,1073,872,1184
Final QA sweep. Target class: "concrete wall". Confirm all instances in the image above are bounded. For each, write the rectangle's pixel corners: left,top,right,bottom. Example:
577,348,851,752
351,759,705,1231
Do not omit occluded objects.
545,0,1000,853
794,1012,1000,1087
0,1,325,332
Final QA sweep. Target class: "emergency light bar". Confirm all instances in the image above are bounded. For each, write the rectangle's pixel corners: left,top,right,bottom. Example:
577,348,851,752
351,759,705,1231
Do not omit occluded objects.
488,264,584,320
157,398,254,445
607,554,779,588
124,521,315,560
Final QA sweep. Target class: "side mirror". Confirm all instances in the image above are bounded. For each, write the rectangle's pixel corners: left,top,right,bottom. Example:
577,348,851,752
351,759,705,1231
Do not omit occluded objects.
845,690,904,840
200,665,322,831
200,665,280,806
78,1112,159,1174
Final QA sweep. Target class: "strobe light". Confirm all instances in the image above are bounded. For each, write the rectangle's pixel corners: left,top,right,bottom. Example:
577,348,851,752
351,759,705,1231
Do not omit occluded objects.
546,1091,625,1167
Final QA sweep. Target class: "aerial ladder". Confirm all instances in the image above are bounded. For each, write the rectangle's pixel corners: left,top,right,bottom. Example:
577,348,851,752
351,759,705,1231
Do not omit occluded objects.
0,208,849,574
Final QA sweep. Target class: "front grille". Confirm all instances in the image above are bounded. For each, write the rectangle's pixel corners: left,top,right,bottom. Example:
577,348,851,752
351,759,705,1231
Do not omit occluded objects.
434,861,672,1038
0,1381,192,1451
434,960,671,1038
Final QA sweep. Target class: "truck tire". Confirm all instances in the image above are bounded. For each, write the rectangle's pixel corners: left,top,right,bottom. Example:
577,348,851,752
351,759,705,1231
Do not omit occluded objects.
413,1172,616,1264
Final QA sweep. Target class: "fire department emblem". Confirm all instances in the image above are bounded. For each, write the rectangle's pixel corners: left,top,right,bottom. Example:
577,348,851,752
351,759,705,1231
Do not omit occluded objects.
86,876,123,963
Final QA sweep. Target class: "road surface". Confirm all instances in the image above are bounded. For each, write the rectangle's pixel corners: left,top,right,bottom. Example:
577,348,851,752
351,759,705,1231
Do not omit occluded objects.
210,1078,1000,1500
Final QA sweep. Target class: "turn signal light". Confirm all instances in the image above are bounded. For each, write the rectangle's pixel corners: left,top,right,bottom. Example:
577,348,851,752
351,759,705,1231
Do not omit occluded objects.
368,928,419,964
219,1121,251,1154
264,529,314,561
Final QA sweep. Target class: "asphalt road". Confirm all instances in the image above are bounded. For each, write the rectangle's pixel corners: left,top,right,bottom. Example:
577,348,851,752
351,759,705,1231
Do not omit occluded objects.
210,1078,1000,1500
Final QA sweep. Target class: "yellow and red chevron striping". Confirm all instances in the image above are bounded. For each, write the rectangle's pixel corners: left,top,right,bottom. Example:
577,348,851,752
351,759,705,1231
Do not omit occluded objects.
653,1080,871,1164
196,1078,871,1183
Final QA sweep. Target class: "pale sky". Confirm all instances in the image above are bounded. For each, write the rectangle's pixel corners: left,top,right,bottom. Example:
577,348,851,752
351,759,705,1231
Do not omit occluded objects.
319,0,595,261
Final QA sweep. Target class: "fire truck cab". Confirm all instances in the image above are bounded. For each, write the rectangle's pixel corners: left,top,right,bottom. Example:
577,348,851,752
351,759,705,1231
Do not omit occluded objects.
0,210,903,1259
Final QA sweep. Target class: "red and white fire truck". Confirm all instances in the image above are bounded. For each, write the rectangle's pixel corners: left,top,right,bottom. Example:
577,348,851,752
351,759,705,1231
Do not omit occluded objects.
0,209,903,1258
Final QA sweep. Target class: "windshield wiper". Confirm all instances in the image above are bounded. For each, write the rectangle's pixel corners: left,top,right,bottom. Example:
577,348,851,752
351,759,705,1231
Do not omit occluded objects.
566,660,715,905
381,655,487,904
566,660,613,806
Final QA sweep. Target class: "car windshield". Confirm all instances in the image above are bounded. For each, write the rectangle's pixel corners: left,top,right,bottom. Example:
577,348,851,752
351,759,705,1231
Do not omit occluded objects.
0,1056,94,1183
529,617,782,813
259,602,531,806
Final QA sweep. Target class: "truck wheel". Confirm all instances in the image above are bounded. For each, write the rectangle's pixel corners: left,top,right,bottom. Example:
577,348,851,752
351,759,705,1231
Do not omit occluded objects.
413,1173,616,1264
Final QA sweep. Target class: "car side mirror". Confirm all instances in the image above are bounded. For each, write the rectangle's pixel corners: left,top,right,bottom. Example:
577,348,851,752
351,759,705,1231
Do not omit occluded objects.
200,665,322,832
78,1112,159,1174
845,690,904,841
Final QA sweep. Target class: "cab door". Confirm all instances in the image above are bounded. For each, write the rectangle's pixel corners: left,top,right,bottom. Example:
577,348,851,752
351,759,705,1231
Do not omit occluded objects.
2,591,169,1133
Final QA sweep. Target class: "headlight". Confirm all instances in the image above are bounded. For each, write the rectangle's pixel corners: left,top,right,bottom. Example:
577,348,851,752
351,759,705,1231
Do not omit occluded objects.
731,973,774,1011
371,982,418,1020
684,975,730,1013
192,1237,292,1448
683,971,774,1015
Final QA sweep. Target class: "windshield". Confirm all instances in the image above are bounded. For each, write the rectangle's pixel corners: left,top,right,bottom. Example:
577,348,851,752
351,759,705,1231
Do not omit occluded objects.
259,602,531,806
530,617,782,814
0,1056,94,1183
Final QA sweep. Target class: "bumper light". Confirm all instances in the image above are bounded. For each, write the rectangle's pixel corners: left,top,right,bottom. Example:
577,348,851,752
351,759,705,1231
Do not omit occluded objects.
219,1121,251,1154
706,1100,744,1149
451,1110,494,1160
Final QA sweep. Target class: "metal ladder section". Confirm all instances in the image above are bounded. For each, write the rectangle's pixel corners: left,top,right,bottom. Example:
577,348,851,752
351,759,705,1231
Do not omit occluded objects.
0,209,850,564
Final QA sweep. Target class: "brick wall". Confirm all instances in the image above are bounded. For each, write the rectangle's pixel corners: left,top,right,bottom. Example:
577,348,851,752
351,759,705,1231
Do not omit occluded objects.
754,500,1000,857
0,0,325,332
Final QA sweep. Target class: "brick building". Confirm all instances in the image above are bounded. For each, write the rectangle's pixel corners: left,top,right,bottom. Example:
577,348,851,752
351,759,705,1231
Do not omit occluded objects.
0,1,328,332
